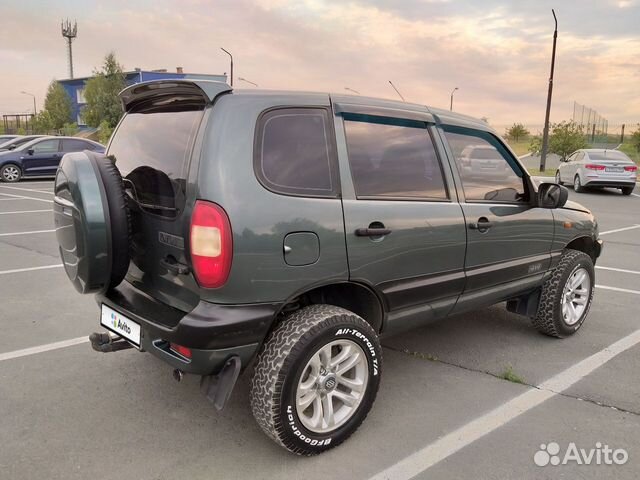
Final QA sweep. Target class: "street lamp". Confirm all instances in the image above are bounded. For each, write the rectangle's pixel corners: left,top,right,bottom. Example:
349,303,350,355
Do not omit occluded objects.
344,87,360,95
20,91,37,114
388,80,405,102
238,77,258,87
450,87,458,111
539,9,558,172
220,47,234,87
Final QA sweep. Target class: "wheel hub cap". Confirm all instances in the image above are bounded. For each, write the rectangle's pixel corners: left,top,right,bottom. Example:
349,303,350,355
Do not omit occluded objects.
295,339,369,433
561,267,590,326
3,166,19,181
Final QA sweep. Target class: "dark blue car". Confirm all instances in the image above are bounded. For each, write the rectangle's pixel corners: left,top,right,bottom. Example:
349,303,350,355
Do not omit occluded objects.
0,136,105,182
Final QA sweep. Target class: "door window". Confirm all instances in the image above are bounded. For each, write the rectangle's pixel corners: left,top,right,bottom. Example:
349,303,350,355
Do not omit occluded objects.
30,139,59,154
343,116,448,200
62,139,91,152
443,126,526,203
255,108,337,197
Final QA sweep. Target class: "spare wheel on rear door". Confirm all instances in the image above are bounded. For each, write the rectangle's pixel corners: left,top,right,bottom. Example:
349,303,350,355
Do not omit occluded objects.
53,150,130,294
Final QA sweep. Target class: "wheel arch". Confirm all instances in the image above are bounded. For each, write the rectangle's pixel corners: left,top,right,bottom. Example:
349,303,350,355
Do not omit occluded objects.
566,236,598,263
275,281,386,334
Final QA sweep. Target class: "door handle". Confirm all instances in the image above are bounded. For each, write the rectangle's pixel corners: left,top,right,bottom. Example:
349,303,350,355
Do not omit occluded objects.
469,217,493,231
355,227,392,237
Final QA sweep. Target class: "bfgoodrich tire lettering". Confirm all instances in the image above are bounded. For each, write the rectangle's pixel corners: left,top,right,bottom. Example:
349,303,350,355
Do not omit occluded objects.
532,249,594,338
250,304,382,455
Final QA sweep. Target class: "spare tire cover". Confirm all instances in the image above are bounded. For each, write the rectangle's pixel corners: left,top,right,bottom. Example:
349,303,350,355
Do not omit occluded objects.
53,151,130,294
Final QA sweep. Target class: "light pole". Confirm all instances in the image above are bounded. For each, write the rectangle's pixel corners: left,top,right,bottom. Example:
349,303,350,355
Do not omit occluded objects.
450,87,458,111
238,77,258,87
220,47,233,87
344,87,360,95
388,80,405,102
21,91,37,115
540,9,558,173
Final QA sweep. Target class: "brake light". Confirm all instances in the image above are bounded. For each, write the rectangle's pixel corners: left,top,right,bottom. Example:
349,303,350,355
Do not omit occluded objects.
585,164,605,171
624,165,637,172
190,200,232,288
169,343,192,359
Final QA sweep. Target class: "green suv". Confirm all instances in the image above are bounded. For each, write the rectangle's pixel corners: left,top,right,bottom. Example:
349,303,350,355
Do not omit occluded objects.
53,79,602,455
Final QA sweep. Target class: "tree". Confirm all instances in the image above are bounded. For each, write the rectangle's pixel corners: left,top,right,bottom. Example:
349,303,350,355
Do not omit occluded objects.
505,123,530,142
82,53,126,128
630,124,640,153
548,121,589,161
32,81,73,133
529,121,588,161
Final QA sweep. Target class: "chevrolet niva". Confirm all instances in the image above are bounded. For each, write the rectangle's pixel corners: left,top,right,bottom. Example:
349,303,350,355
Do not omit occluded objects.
53,80,602,455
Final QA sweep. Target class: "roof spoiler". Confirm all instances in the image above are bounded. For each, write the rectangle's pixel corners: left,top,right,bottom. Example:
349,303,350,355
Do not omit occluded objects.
119,79,232,112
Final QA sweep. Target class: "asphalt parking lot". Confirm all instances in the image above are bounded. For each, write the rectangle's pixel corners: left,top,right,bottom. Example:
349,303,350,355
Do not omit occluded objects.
1,179,639,480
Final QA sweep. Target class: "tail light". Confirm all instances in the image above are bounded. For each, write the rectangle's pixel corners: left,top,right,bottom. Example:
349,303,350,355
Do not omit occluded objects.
190,200,232,288
585,164,605,171
624,165,637,172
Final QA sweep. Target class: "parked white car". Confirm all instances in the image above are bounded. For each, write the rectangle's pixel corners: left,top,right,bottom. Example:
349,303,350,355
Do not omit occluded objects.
556,149,637,195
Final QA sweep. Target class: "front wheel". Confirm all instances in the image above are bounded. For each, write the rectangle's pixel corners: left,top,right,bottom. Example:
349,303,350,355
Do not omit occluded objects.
532,249,594,338
0,164,22,182
574,175,585,193
621,186,634,196
250,305,382,455
555,171,563,185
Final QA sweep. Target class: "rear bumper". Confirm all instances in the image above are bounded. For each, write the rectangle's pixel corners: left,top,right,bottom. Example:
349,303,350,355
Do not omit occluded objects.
96,281,279,375
582,179,636,188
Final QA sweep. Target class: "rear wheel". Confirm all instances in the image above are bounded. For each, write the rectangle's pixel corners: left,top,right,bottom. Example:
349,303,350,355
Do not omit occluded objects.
555,171,563,185
573,175,585,193
250,305,382,455
621,186,634,196
532,249,594,338
0,164,21,182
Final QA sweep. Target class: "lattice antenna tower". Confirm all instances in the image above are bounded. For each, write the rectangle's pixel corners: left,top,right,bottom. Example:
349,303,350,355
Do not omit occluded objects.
61,19,78,79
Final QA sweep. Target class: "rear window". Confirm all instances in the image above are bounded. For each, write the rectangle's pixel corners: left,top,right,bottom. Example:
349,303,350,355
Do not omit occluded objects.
588,152,629,161
254,108,338,197
108,102,203,216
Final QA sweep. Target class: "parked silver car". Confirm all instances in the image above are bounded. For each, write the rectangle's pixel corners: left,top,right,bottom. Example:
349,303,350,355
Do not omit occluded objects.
556,149,637,195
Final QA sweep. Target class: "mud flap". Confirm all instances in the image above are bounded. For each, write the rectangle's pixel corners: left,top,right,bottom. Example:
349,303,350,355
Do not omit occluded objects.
200,356,242,411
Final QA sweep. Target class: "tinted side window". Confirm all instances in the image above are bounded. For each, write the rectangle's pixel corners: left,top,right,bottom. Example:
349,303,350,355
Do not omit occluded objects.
255,108,336,197
343,116,448,200
443,126,526,203
31,139,60,153
62,139,91,152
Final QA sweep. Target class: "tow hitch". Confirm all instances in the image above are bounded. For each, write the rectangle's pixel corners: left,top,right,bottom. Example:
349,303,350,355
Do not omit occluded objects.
89,332,135,353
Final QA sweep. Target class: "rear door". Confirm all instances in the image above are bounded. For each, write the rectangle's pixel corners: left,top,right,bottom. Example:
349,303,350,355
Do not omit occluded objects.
21,138,61,175
439,125,554,313
107,96,206,312
334,103,467,334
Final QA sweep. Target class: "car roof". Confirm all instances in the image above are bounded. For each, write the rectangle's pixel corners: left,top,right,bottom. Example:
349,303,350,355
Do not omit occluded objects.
120,79,496,134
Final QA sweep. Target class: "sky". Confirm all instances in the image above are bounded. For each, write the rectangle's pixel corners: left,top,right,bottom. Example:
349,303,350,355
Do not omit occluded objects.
1,0,638,131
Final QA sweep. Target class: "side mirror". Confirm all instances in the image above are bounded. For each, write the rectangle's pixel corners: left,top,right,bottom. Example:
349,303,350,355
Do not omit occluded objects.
27,148,34,155
538,182,568,209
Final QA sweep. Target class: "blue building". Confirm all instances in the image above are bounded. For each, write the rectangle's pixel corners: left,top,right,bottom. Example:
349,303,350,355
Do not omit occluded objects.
59,68,227,126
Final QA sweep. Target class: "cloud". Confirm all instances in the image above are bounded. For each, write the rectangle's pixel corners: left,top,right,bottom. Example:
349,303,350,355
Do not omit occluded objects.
0,0,638,127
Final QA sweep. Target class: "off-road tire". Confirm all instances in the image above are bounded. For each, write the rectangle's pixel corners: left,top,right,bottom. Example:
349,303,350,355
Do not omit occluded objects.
250,304,382,455
532,249,594,338
621,186,634,196
0,163,22,182
574,175,586,193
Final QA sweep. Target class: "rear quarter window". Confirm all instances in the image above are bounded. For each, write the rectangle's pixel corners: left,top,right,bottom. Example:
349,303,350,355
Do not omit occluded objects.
254,107,338,197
